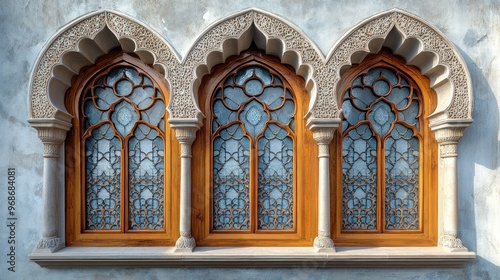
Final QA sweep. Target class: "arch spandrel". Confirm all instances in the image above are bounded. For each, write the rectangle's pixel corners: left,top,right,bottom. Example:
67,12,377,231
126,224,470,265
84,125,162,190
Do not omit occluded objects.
322,9,473,127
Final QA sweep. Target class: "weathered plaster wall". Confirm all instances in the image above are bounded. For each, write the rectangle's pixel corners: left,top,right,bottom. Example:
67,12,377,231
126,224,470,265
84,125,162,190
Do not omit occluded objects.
0,0,498,279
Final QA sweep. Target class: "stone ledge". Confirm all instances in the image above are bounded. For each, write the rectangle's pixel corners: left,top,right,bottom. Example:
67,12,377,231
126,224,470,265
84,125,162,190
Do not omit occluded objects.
29,246,475,268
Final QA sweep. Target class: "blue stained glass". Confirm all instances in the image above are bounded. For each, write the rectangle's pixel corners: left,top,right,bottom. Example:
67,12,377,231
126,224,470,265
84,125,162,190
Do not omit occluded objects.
85,123,121,230
129,86,155,109
385,124,419,230
83,66,166,232
245,79,263,95
242,100,268,137
115,79,133,96
351,87,377,109
387,87,410,109
223,86,247,109
128,124,164,230
141,99,165,126
342,124,377,230
368,101,395,137
95,87,118,109
260,87,284,109
271,100,295,127
111,100,138,137
212,64,295,231
213,124,250,230
257,124,293,230
342,66,422,231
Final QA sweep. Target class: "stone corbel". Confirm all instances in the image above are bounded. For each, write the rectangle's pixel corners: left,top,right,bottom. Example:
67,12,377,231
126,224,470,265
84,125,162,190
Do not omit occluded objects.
169,118,202,252
431,120,471,252
307,117,341,252
28,118,72,253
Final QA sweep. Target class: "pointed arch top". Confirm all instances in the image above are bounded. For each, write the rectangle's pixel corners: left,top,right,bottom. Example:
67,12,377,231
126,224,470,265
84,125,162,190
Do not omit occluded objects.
319,8,472,128
28,10,180,122
175,8,326,122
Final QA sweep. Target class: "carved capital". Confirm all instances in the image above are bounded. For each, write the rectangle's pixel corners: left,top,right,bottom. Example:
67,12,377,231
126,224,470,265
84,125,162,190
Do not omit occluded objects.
433,127,464,144
28,118,72,158
169,118,201,145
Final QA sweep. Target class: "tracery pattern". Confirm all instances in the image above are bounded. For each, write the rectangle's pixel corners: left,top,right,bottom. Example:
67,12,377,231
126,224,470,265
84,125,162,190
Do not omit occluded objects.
342,67,421,231
212,65,295,231
82,66,165,231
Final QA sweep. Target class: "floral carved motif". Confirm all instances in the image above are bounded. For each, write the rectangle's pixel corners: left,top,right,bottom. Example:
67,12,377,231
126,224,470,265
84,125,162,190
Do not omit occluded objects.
31,13,107,119
323,10,471,120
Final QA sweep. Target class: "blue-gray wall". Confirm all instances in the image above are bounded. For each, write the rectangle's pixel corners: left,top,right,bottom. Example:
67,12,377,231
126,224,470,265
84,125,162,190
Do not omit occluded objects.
0,0,498,279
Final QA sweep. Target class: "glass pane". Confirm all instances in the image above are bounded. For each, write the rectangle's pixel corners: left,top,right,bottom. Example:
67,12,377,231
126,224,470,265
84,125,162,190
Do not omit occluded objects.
241,100,268,137
85,123,121,230
385,124,419,230
212,64,296,231
257,124,293,230
83,65,167,232
342,124,377,230
341,66,422,232
213,124,250,230
128,124,164,230
111,100,138,137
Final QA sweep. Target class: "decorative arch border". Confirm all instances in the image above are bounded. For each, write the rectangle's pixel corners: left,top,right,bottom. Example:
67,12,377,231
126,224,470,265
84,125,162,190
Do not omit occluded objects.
319,8,473,127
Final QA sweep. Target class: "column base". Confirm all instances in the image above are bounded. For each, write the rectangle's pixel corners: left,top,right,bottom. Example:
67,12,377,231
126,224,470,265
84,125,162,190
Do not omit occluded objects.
313,236,335,252
174,236,196,253
439,234,468,252
33,237,65,253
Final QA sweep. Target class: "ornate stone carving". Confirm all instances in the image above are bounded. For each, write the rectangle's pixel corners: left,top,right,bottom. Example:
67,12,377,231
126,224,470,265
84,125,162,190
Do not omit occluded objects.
434,127,464,143
439,233,467,252
35,237,64,253
323,9,472,122
314,230,335,252
30,13,107,119
175,236,196,252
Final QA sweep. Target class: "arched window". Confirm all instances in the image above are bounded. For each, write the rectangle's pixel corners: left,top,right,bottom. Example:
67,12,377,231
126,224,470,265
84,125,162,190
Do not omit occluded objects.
333,50,438,246
65,51,178,246
192,50,316,246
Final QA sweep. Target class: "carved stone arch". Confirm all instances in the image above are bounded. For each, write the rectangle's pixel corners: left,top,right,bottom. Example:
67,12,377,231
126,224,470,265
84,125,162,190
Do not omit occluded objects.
321,8,473,129
175,8,326,123
28,10,180,124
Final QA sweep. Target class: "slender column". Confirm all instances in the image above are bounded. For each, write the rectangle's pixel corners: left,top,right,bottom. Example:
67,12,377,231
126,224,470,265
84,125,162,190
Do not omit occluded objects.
29,120,71,253
434,127,468,252
308,118,340,252
170,121,200,252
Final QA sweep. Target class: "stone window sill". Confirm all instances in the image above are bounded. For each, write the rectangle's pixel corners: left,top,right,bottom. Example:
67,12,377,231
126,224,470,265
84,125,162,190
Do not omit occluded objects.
30,246,475,267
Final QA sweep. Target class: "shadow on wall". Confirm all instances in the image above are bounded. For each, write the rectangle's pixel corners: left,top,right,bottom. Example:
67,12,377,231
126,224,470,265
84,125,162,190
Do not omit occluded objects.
457,49,499,279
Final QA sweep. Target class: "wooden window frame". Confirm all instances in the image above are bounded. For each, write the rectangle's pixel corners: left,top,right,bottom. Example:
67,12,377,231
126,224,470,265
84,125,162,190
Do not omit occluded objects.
332,49,438,246
192,50,317,246
65,51,179,246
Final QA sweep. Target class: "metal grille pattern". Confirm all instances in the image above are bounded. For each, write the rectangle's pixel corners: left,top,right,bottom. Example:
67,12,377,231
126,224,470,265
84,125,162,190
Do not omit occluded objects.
212,65,295,231
341,67,421,231
82,66,165,231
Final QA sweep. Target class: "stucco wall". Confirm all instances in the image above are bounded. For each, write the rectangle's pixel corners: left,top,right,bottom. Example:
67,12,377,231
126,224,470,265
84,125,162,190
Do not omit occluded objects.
0,0,498,279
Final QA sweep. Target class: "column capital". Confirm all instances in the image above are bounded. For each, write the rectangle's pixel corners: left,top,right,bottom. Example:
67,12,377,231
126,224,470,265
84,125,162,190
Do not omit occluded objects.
433,127,464,144
307,117,341,145
169,118,201,144
28,118,72,158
